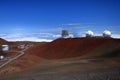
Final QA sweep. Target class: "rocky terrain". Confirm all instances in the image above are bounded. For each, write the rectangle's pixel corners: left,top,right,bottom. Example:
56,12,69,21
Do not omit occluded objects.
0,37,120,80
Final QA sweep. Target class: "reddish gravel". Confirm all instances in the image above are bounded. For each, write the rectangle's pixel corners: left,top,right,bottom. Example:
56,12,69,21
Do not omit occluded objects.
0,37,120,76
0,38,8,54
26,37,119,59
0,38,7,44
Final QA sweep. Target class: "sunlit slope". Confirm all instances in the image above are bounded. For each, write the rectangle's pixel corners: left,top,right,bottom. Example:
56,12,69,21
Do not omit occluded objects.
26,37,120,59
0,38,7,44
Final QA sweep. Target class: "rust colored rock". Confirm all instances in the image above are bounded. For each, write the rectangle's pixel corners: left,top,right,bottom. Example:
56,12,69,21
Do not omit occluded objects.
26,37,120,59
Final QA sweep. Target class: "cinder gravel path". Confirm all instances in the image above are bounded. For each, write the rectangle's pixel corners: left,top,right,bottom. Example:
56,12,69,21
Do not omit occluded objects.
0,45,32,69
0,67,120,80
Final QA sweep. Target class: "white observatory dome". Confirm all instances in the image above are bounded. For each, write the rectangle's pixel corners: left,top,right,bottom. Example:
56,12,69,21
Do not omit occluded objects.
86,30,94,37
103,30,111,37
0,55,4,60
2,45,9,52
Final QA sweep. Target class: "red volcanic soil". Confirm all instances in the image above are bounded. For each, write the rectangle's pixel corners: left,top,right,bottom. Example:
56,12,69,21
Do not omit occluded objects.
0,42,47,75
0,38,7,44
26,37,120,59
0,54,44,76
1,37,120,76
0,38,7,54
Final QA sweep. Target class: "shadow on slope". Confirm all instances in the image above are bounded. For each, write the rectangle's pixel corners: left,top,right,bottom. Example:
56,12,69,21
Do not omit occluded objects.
26,37,120,59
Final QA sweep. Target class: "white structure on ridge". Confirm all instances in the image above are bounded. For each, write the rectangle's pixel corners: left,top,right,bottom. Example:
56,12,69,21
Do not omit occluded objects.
86,30,94,37
103,30,111,37
61,30,69,38
61,30,73,38
18,44,25,49
0,55,4,60
2,45,9,52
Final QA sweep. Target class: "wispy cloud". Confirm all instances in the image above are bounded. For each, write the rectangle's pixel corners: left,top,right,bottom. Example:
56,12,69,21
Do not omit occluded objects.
0,25,119,42
62,23,97,26
0,33,61,42
111,34,120,38
62,23,80,26
0,32,119,42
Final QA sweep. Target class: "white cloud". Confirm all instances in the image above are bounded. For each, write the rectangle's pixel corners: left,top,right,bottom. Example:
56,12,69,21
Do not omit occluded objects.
93,33,120,38
69,34,74,38
52,34,61,38
0,31,119,42
111,34,120,38
62,23,80,26
0,32,62,42
7,37,52,42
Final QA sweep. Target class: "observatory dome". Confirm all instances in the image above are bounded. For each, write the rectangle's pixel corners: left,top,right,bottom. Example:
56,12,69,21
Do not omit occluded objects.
86,30,94,37
0,55,4,60
2,45,9,52
103,30,111,37
61,30,69,38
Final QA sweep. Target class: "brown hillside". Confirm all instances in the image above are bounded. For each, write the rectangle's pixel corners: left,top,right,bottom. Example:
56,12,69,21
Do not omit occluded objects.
0,38,7,44
0,38,7,54
26,37,120,59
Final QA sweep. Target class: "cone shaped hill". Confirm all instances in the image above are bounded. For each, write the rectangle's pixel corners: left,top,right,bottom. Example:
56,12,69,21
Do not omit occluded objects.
0,38,7,44
26,37,120,59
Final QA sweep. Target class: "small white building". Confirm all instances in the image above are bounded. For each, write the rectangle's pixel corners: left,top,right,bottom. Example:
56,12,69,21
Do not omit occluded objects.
86,30,94,37
61,30,74,38
2,45,9,52
17,45,25,49
103,30,111,37
0,55,4,60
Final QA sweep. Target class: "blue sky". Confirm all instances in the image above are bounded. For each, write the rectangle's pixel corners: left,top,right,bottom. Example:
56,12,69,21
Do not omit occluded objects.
0,0,120,41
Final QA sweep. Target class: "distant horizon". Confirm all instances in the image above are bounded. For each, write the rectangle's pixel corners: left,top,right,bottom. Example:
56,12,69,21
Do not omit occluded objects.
0,30,119,42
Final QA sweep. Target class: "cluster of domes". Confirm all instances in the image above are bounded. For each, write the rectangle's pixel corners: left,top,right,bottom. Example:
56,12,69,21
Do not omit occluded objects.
61,29,112,38
86,30,111,37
